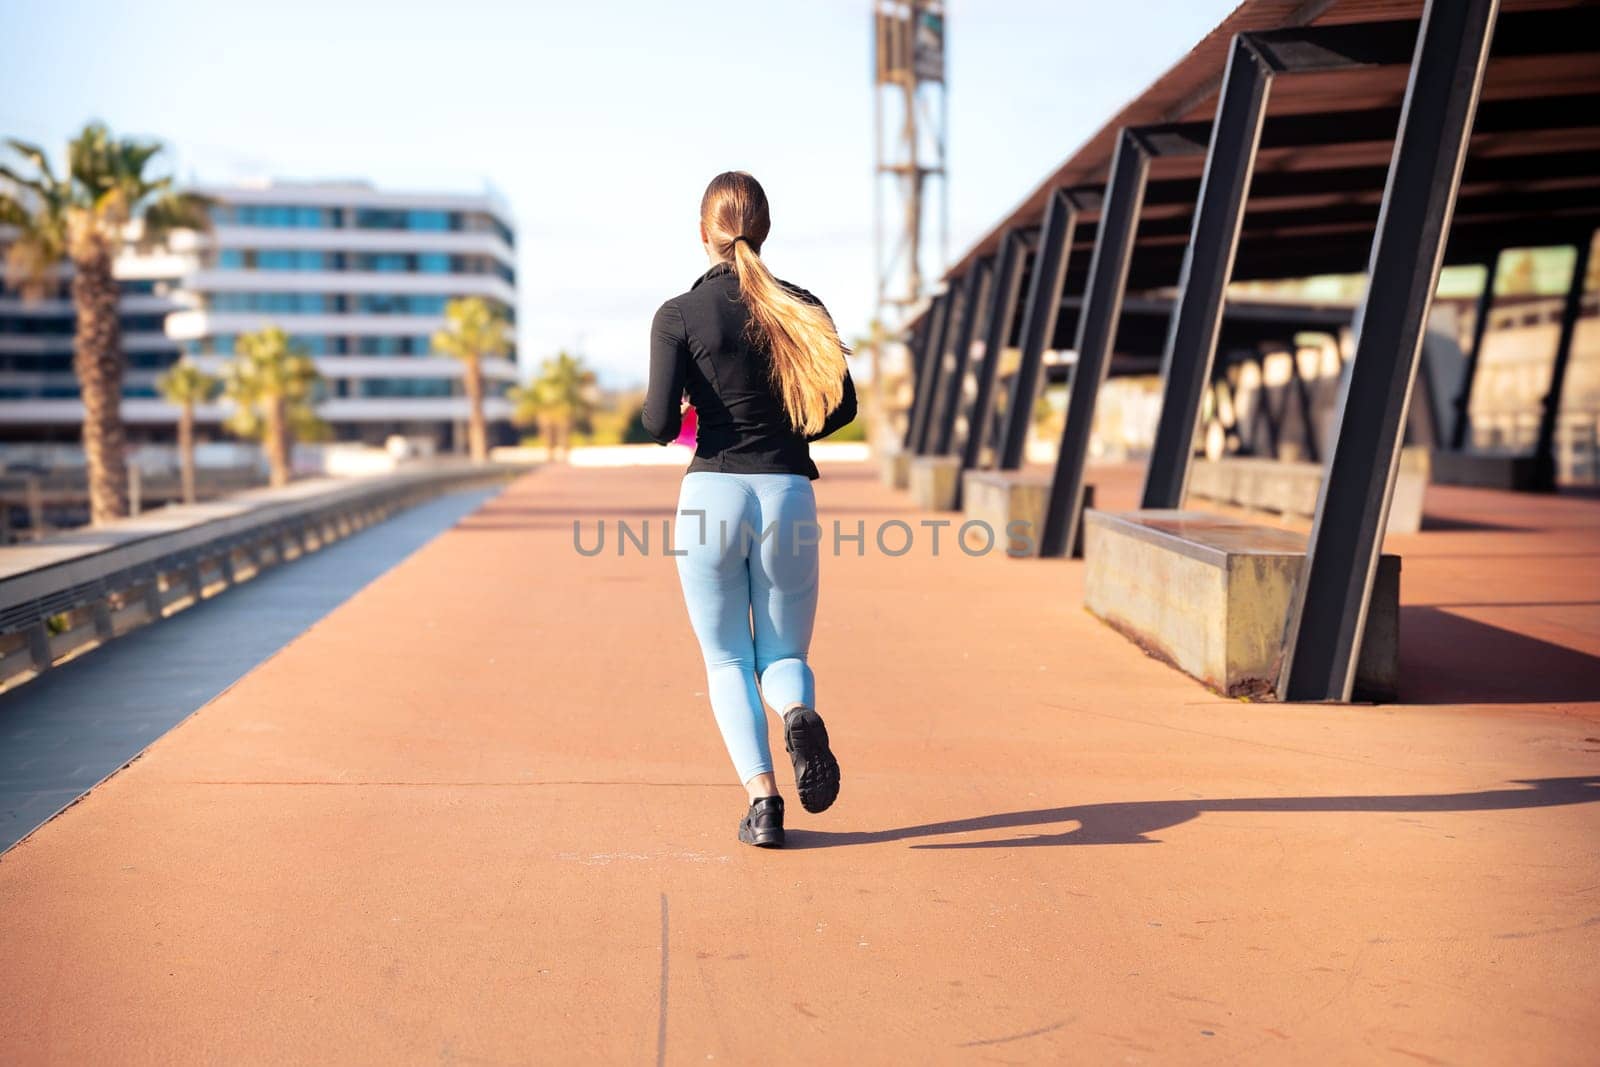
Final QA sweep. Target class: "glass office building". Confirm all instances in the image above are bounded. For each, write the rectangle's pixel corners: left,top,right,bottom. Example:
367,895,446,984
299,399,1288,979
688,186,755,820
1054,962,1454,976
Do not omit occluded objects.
0,180,519,448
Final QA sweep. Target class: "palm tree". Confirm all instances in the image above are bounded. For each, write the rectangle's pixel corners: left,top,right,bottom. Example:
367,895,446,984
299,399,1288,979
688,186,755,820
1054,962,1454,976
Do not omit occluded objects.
155,359,219,504
224,326,324,487
0,123,210,524
510,351,597,461
431,296,512,463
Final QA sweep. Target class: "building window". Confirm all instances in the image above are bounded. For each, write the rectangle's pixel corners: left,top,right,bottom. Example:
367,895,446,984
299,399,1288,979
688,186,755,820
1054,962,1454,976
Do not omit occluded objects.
256,249,328,270
352,208,462,232
209,292,336,313
216,204,331,228
355,334,433,355
359,377,455,397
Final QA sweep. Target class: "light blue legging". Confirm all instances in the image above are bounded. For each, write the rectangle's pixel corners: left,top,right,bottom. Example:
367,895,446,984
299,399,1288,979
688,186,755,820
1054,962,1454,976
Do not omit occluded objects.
673,471,819,783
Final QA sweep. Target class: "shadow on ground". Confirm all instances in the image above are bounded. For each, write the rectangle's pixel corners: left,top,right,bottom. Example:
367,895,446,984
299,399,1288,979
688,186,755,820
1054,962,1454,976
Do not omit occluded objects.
1399,607,1600,704
782,776,1600,849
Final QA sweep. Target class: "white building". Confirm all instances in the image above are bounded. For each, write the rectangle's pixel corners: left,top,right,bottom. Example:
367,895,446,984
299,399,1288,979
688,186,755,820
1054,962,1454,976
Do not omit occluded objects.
0,179,520,449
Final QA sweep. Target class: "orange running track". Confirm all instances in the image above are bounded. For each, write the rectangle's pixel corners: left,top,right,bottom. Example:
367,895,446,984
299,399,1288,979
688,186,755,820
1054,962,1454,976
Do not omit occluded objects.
1,460,1597,1064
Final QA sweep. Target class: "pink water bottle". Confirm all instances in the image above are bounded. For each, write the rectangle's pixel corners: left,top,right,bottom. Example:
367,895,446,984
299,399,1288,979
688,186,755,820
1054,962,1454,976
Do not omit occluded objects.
674,405,698,448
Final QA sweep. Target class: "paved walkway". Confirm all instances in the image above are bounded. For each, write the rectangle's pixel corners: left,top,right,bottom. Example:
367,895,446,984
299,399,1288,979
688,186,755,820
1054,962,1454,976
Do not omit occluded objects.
1,460,1597,1064
0,485,503,851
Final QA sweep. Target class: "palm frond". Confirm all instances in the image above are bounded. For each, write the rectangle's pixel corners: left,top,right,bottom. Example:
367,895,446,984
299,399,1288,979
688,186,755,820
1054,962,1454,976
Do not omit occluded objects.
0,190,30,228
432,295,513,362
0,162,52,201
156,360,220,406
119,139,165,185
2,227,66,300
4,139,58,187
141,190,214,248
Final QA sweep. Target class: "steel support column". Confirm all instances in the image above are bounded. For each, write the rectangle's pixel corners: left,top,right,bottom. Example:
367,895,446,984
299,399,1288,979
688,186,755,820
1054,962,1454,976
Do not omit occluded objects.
1039,132,1152,558
1141,36,1275,509
997,188,1078,470
931,258,994,455
1280,0,1500,702
961,230,1029,469
1447,250,1502,450
900,314,933,449
1532,231,1595,488
906,290,955,453
914,284,964,454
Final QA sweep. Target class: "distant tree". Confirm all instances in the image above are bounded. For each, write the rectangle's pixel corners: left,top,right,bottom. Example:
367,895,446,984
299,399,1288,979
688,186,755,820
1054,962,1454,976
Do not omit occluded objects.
0,123,210,523
431,296,512,463
510,351,597,461
224,326,324,487
621,405,656,444
155,359,219,504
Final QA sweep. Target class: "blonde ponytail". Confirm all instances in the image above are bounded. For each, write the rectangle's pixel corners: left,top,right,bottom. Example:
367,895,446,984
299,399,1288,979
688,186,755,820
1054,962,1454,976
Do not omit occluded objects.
701,172,847,436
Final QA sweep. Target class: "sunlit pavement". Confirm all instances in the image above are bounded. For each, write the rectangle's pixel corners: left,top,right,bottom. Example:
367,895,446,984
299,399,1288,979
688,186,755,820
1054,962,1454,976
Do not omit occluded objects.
0,461,1596,1063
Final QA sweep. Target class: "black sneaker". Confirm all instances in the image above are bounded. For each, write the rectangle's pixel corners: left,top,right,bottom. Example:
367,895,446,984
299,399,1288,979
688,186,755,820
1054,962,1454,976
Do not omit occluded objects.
783,706,840,814
738,795,785,848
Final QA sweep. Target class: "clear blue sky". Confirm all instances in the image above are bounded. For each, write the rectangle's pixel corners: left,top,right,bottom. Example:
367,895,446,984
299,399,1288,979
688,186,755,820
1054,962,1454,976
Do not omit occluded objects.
2,0,1233,386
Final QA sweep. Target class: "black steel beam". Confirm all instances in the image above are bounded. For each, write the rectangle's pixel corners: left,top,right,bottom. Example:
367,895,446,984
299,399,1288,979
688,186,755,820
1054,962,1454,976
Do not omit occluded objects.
1532,230,1596,488
1448,250,1502,450
961,231,1028,470
1039,131,1152,558
898,316,928,449
1142,36,1276,510
1280,0,1500,703
906,291,954,454
1144,91,1600,169
997,188,1078,470
900,298,936,450
931,258,994,456
1248,7,1598,71
1247,20,1419,71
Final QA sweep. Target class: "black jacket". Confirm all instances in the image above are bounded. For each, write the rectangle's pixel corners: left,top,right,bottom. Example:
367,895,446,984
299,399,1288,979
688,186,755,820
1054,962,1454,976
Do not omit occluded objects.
644,262,856,480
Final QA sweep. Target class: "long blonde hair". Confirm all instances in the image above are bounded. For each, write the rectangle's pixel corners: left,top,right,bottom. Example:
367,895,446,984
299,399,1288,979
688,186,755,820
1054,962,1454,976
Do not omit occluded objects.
700,171,846,436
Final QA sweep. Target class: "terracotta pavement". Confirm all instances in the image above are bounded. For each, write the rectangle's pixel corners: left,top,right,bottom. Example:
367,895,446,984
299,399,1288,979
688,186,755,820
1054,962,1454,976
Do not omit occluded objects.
1,460,1597,1065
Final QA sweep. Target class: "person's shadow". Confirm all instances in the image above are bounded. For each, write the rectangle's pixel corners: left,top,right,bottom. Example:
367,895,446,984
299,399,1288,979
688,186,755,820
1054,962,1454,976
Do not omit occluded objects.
783,776,1600,849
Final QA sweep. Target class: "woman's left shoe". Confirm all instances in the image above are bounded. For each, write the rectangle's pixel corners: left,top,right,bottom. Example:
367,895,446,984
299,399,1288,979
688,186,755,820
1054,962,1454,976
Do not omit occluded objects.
738,795,786,848
783,705,841,814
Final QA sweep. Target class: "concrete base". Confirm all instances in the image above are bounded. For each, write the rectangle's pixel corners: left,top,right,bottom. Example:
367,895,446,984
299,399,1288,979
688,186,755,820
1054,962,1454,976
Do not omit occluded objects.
909,455,963,511
1083,509,1399,701
1430,449,1550,491
876,447,915,489
1186,447,1429,535
962,469,1094,558
879,448,912,490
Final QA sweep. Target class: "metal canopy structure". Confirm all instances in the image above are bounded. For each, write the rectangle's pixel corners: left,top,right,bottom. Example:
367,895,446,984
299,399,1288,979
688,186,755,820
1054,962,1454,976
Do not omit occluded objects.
898,0,1600,702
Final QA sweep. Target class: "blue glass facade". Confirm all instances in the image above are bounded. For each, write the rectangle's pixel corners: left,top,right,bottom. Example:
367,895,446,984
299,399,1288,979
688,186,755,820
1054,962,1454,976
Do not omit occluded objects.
211,249,513,284
206,292,476,315
0,186,519,446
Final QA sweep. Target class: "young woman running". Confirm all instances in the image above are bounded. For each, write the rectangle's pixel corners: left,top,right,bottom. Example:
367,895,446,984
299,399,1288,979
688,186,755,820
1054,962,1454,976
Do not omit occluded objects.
643,171,856,849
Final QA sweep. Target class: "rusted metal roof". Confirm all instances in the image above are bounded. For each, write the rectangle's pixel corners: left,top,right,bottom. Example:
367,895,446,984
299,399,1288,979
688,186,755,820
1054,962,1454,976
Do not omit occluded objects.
936,0,1600,302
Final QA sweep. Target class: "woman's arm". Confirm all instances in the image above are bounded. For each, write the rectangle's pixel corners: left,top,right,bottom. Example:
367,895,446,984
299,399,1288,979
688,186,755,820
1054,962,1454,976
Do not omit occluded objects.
642,301,687,445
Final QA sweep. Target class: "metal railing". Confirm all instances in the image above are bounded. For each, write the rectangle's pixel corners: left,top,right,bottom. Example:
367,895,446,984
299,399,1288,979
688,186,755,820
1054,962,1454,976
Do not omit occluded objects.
0,463,527,691
1466,408,1600,485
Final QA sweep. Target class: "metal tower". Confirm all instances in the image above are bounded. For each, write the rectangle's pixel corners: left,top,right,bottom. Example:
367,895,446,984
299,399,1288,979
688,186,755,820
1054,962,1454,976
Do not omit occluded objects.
873,0,948,334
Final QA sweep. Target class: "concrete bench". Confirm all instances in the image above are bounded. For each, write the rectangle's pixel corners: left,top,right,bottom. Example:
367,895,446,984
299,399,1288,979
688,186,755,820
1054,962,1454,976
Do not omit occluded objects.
1186,447,1428,535
1083,509,1399,701
879,446,912,490
909,455,963,511
962,469,1094,558
1429,449,1549,491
